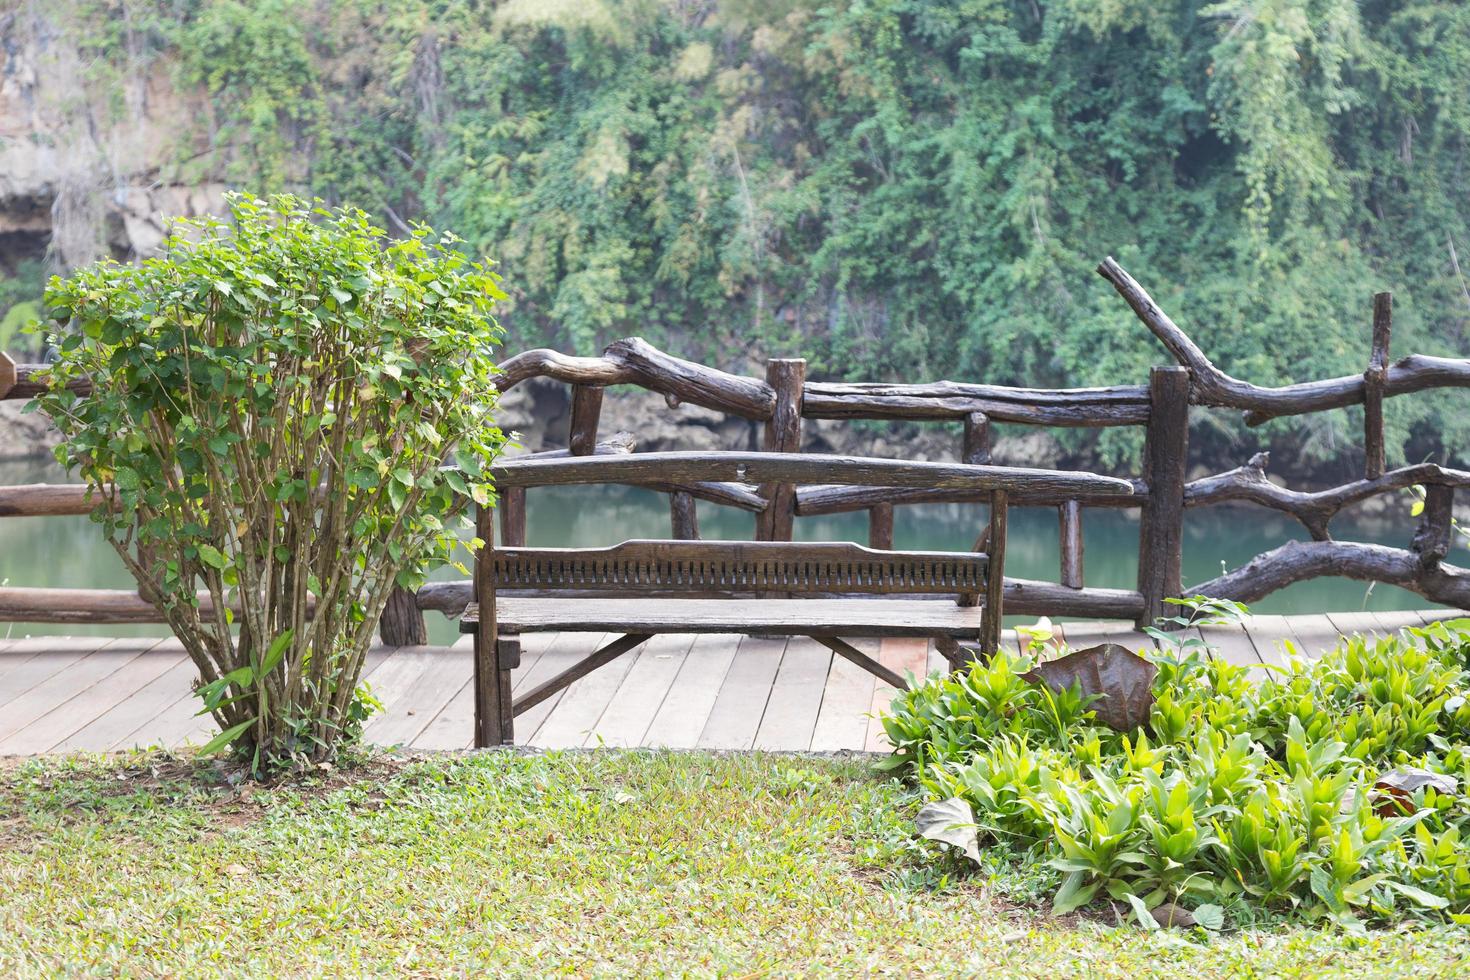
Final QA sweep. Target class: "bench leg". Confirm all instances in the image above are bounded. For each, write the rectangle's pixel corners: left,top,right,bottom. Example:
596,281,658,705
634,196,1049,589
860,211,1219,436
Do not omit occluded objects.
936,636,986,673
474,630,517,747
497,635,520,744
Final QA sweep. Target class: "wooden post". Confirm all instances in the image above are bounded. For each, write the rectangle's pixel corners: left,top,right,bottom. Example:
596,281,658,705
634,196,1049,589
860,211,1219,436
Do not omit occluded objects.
472,502,504,747
1412,484,1453,570
378,587,428,646
757,358,805,541
980,489,1007,654
670,491,699,540
569,384,604,456
492,484,526,742
963,411,991,465
0,352,15,400
1059,499,1084,590
1136,365,1189,629
1364,292,1391,480
499,487,527,547
868,502,894,550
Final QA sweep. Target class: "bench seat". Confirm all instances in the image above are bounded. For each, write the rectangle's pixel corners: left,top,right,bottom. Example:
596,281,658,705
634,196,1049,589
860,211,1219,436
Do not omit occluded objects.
462,597,986,637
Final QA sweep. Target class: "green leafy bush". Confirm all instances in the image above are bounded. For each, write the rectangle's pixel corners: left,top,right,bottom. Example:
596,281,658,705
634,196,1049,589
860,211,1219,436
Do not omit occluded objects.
33,193,506,773
885,602,1470,931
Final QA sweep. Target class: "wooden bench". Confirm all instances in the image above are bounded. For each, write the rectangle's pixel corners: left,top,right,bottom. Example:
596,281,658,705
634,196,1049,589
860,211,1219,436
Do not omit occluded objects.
462,451,1134,745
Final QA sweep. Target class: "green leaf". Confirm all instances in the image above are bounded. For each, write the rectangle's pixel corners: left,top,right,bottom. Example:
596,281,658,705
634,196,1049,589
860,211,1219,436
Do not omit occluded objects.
1124,893,1159,931
1051,872,1100,915
197,718,256,756
260,630,294,674
1190,904,1225,931
1383,880,1450,909
197,544,230,570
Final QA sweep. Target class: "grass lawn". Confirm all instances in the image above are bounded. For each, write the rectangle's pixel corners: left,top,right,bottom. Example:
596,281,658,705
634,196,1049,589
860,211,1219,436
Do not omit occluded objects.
1,749,1467,977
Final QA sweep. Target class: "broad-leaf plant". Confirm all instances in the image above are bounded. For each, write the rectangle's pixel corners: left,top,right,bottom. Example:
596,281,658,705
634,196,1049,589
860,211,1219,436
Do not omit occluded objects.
33,193,506,773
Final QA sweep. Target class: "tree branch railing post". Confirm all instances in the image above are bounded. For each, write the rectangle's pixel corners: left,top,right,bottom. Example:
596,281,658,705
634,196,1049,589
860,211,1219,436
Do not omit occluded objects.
472,500,504,748
1136,365,1190,629
756,358,805,543
1059,499,1084,590
1364,292,1392,480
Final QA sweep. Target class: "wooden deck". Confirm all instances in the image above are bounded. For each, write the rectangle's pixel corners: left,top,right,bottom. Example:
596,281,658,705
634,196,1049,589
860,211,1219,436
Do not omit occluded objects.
0,609,1460,757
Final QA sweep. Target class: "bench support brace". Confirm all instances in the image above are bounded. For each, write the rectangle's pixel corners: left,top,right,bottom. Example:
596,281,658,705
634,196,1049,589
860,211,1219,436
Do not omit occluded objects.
511,632,654,719
814,637,909,690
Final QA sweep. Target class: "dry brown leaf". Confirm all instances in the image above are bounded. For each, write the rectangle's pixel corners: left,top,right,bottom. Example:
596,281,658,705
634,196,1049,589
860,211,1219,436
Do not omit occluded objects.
1021,643,1157,732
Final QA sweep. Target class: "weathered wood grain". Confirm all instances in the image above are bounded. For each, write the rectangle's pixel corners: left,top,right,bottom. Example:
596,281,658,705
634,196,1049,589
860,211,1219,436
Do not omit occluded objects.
0,586,245,624
590,633,697,748
1099,257,1470,425
480,540,989,595
669,491,699,540
1137,366,1189,628
809,643,878,752
1187,540,1470,610
491,450,1137,496
486,598,987,637
496,338,777,420
568,384,604,455
753,637,832,750
1183,453,1470,540
0,483,101,517
757,358,804,542
696,636,785,750
1059,499,1084,589
794,482,1146,516
1364,293,1392,479
642,633,741,749
802,381,1150,426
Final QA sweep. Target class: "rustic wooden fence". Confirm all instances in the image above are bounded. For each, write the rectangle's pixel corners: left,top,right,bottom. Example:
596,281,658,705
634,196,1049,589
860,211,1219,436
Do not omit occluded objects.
2,258,1469,638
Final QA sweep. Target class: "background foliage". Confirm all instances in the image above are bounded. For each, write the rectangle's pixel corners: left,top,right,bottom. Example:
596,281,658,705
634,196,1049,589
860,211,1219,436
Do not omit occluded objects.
24,0,1470,471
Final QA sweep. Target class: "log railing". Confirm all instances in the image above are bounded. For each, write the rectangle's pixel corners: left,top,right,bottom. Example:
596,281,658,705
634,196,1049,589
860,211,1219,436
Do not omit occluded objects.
3,256,1470,634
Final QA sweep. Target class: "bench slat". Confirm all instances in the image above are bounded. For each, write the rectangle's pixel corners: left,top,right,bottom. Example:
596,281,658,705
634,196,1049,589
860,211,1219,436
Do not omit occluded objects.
466,598,988,638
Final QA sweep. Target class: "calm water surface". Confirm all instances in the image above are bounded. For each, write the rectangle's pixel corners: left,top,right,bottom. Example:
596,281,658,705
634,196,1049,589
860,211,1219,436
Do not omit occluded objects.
0,459,1440,645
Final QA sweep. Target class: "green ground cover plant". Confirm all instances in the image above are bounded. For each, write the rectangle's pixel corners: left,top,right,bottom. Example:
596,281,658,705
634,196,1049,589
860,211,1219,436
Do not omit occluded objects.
31,193,506,773
884,601,1470,932
2,750,1468,977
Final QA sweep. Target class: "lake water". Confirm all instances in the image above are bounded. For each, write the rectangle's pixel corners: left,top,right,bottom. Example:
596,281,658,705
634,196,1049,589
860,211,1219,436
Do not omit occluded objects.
0,459,1443,646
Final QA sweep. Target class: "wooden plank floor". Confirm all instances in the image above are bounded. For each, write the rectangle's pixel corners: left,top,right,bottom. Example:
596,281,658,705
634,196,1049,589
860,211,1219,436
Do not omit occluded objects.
0,609,1460,757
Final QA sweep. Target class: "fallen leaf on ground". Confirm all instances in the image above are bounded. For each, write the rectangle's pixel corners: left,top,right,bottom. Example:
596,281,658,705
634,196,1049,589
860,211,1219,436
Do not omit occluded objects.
1021,643,1156,731
915,797,981,865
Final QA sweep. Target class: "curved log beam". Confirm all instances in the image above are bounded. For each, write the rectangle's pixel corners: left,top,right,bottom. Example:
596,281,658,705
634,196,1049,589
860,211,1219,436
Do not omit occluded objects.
0,359,92,401
0,483,101,517
1002,579,1145,619
1186,539,1470,610
491,451,1137,497
495,337,776,420
0,586,220,624
1183,452,1470,540
503,434,765,512
803,381,1149,427
796,481,1147,516
1097,258,1470,426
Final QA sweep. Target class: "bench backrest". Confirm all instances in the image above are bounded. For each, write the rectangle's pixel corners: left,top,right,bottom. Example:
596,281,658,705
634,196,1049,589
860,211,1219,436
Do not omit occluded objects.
493,540,989,595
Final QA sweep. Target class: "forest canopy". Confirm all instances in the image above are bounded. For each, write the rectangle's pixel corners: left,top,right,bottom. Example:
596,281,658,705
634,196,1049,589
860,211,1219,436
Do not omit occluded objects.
19,0,1470,471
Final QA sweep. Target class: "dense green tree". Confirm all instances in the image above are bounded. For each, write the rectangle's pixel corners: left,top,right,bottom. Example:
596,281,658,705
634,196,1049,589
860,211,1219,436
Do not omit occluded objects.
39,0,1470,470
